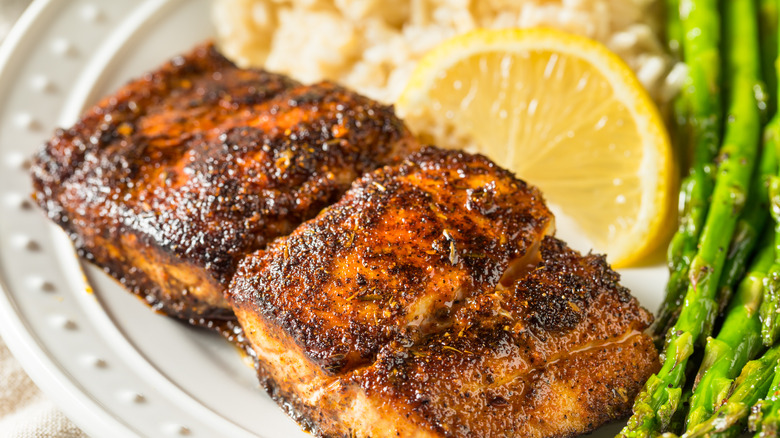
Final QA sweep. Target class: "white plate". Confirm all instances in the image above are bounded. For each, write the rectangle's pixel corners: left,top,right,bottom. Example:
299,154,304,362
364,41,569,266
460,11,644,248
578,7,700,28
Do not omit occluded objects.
0,1,667,437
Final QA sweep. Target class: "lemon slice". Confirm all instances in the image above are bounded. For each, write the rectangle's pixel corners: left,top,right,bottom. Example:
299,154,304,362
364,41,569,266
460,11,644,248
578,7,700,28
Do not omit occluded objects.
396,28,674,267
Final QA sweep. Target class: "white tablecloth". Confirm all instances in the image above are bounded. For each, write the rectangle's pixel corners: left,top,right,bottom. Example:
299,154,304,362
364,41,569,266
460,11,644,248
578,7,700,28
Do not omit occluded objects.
0,1,87,436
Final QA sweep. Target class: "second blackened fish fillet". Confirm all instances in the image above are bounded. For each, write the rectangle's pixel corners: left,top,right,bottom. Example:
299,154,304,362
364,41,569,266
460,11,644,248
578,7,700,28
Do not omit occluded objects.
31,42,419,326
229,146,659,437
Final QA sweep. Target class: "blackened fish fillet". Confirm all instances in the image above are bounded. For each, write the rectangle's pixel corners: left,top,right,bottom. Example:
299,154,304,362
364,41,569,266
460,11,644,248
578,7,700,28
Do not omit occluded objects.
229,147,658,437
31,42,419,325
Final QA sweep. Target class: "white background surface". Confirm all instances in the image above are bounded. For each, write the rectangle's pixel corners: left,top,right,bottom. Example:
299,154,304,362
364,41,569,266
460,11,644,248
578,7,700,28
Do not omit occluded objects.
0,1,668,437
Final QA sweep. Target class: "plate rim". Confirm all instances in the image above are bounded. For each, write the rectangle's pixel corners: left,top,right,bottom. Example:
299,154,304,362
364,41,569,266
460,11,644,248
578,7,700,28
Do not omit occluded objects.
0,1,180,436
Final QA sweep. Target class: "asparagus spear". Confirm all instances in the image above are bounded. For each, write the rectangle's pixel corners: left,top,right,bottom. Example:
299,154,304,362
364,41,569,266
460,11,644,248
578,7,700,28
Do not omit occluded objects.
759,12,780,345
669,384,694,436
761,175,780,345
760,0,778,117
620,0,762,435
683,345,780,438
651,0,722,341
722,0,778,337
685,234,774,429
666,0,689,179
678,0,762,342
749,362,780,437
666,0,683,58
717,135,777,310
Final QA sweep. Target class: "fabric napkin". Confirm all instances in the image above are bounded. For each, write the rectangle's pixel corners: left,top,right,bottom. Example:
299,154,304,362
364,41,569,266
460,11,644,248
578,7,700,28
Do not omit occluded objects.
0,341,86,437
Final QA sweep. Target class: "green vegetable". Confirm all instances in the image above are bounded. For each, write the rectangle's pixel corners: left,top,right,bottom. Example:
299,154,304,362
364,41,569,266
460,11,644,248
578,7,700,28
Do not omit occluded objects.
620,0,762,435
685,234,774,429
683,345,780,438
759,0,780,346
666,0,683,57
760,0,778,117
652,0,723,343
717,134,777,310
749,362,780,437
760,175,780,345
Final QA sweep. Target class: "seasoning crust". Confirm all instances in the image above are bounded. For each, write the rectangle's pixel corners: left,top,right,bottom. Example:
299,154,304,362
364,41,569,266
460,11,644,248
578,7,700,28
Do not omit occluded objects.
229,147,659,437
31,42,419,324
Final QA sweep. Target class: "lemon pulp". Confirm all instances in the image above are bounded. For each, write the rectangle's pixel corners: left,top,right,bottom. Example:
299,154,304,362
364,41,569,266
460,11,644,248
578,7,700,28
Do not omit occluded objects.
397,28,674,267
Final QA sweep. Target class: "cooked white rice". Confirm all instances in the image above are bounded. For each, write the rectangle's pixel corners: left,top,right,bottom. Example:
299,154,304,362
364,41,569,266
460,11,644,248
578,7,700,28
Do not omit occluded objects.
213,0,678,107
